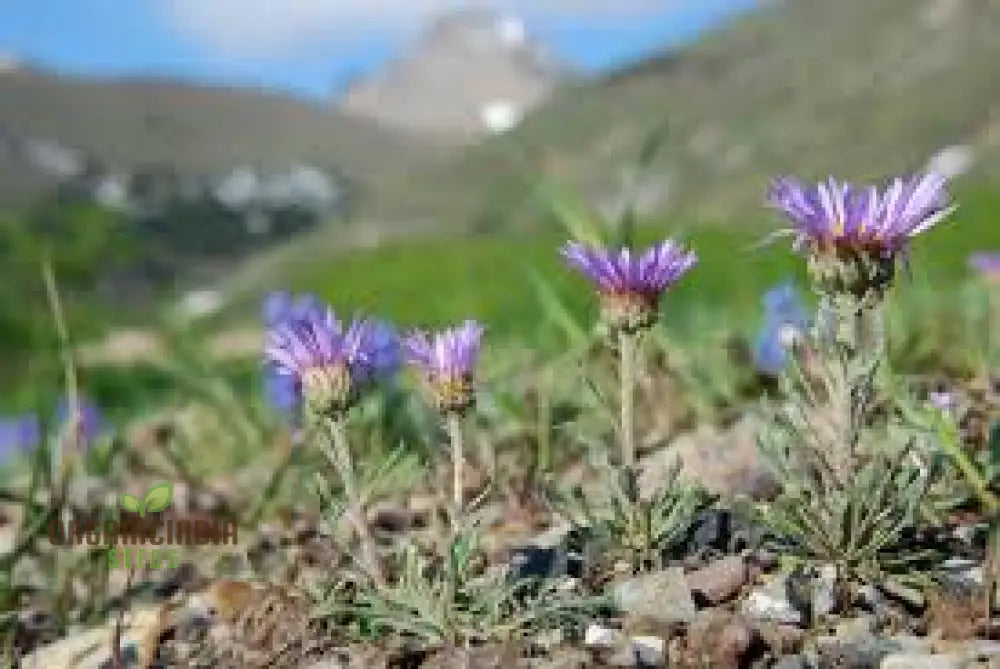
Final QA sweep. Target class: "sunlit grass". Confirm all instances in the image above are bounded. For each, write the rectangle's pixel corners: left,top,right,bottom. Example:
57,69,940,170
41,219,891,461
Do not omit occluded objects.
264,182,1000,342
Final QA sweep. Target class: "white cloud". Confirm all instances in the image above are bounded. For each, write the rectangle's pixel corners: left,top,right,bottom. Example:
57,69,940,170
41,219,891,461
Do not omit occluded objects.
161,0,678,58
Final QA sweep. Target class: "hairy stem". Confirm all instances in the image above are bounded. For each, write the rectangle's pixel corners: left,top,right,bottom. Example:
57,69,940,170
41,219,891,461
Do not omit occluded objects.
619,330,638,470
936,414,999,512
41,258,80,475
325,416,384,586
446,411,464,532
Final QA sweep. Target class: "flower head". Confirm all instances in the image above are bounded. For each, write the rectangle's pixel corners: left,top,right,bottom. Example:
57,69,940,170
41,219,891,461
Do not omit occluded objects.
767,174,953,297
560,239,697,332
261,291,326,421
403,320,484,413
928,390,956,412
753,283,812,375
0,413,40,462
969,252,1000,281
265,302,399,416
55,396,104,448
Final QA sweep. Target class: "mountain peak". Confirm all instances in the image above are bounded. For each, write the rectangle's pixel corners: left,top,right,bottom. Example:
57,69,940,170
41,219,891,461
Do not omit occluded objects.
338,8,568,142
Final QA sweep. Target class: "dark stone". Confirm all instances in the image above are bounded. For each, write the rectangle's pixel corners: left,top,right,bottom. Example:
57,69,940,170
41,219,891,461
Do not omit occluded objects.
689,508,732,553
785,567,814,628
151,561,199,598
508,546,584,580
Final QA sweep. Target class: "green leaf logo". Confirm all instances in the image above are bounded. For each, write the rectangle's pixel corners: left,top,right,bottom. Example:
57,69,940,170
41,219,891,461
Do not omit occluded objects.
120,493,141,514
120,483,173,517
142,483,173,515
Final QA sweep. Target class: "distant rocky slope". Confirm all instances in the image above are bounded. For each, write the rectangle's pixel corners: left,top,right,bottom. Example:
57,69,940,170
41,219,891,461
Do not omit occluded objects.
0,65,444,210
338,8,571,142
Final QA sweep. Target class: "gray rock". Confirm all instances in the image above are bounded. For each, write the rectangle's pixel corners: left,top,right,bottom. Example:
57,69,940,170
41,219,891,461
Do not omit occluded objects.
639,415,774,500
606,645,639,668
834,615,877,642
964,639,1000,659
812,563,839,619
585,623,624,648
879,653,967,669
879,578,926,609
686,555,748,605
815,633,905,668
534,628,563,653
535,648,591,669
300,659,346,669
887,636,933,654
940,557,984,588
613,568,697,624
771,656,809,669
742,576,803,625
631,636,666,666
530,521,572,549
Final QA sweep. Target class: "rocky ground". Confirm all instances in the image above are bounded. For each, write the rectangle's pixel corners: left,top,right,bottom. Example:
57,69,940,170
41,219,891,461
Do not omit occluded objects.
6,376,1000,668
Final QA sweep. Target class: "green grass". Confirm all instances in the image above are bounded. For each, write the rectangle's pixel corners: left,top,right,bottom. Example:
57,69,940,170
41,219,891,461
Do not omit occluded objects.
250,183,1000,345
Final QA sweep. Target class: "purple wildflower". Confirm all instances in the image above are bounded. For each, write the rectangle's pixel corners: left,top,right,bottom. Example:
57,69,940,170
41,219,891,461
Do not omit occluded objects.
0,413,41,462
969,252,1000,280
559,239,697,332
265,302,399,416
768,174,954,297
767,174,954,255
55,396,104,448
402,320,484,413
928,390,955,412
753,283,812,375
261,291,327,421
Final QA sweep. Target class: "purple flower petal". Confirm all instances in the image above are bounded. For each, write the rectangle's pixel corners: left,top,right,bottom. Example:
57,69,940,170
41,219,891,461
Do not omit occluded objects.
403,320,484,379
767,173,953,253
559,239,697,297
263,294,400,413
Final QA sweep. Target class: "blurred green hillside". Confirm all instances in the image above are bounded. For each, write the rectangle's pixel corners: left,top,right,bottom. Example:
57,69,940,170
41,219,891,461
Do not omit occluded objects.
229,183,1000,342
360,0,1000,229
219,0,1000,315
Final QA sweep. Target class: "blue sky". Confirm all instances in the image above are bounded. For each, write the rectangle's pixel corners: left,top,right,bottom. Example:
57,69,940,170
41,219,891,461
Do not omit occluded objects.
0,1,757,99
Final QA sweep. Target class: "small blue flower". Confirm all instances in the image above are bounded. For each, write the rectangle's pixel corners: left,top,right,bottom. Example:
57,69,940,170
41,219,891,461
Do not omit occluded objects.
753,282,811,375
54,396,104,448
0,413,41,462
264,371,302,416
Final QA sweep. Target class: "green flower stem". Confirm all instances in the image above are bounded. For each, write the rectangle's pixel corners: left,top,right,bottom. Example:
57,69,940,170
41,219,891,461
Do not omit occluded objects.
446,411,465,532
325,416,384,586
935,414,1000,513
619,330,638,470
987,284,998,369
